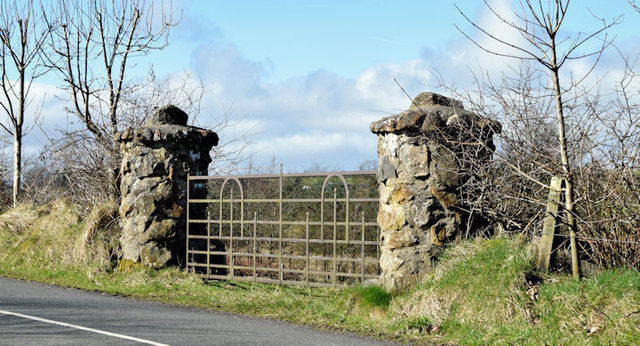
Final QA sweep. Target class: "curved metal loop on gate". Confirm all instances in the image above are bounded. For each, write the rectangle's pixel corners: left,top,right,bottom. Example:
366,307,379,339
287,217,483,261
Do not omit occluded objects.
320,174,350,242
219,177,245,278
219,177,244,200
320,173,351,287
320,174,349,200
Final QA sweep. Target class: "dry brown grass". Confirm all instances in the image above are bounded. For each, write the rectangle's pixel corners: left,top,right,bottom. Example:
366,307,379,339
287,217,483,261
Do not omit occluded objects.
75,200,120,266
0,199,119,271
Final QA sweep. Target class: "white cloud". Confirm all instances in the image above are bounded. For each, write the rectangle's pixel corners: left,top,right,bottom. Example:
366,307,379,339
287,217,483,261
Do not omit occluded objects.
189,43,439,170
192,43,268,99
249,131,375,170
0,81,68,152
356,59,432,109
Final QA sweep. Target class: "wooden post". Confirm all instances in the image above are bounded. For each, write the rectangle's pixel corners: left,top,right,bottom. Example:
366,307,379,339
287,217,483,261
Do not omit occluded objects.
537,176,563,272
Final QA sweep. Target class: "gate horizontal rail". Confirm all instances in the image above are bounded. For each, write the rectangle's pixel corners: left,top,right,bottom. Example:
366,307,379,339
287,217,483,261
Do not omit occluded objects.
186,168,380,288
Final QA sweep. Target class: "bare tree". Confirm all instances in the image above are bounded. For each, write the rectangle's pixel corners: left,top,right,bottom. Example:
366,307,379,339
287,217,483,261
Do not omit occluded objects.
576,54,640,270
455,0,619,278
43,0,177,197
0,0,52,206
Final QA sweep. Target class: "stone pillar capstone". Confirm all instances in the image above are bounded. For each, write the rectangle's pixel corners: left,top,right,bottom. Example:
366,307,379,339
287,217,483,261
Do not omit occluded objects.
115,105,218,268
370,92,499,292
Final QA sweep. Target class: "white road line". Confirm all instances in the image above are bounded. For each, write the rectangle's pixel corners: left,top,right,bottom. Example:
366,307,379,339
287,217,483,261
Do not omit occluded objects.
0,309,170,346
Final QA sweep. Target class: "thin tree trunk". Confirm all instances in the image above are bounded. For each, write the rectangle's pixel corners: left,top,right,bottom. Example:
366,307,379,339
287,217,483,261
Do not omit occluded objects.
12,132,21,207
564,180,579,278
13,49,25,208
550,37,580,279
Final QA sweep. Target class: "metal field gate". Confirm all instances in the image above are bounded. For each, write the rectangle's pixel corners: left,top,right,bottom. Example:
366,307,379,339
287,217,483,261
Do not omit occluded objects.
185,169,380,288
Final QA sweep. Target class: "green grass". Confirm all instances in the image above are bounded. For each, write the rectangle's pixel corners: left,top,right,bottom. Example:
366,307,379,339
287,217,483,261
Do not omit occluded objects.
350,284,392,309
0,201,638,344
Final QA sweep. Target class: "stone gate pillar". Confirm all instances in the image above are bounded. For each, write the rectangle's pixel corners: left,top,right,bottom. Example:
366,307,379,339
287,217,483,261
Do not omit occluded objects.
115,105,218,268
370,92,499,292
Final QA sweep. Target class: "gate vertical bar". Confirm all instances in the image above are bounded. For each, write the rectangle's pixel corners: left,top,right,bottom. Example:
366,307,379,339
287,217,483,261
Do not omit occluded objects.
240,198,244,239
320,183,324,241
207,211,211,277
218,181,223,240
230,188,234,278
361,212,365,282
345,181,349,245
333,188,337,288
253,212,257,282
320,177,325,278
185,174,191,271
305,211,310,287
279,164,283,283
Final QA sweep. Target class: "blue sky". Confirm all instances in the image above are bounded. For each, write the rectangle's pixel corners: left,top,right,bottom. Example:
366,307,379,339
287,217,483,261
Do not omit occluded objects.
162,0,637,82
28,0,640,173
167,1,473,82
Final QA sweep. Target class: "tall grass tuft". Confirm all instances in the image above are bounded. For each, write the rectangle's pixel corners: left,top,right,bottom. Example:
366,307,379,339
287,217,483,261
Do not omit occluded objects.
75,200,120,268
0,199,119,275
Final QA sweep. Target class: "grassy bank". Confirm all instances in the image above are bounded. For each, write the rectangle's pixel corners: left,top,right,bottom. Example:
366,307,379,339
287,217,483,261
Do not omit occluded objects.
0,201,638,344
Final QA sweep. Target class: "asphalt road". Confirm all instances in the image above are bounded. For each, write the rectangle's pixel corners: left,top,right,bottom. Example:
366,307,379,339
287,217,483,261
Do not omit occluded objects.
0,277,394,345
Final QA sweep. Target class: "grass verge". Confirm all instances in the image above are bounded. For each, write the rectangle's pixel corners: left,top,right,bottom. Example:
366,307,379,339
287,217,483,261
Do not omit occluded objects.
0,200,638,344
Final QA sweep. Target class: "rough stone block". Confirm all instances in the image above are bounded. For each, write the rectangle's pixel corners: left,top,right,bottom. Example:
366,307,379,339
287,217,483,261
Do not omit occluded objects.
151,105,188,125
377,155,397,183
139,242,172,268
370,92,499,292
377,203,406,231
391,186,413,204
385,230,416,250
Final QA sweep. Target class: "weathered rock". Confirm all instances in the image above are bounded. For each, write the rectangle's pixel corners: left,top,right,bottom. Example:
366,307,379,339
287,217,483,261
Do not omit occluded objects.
370,92,500,135
115,105,218,269
377,155,397,183
139,242,172,268
150,105,188,125
371,92,499,292
377,203,407,232
399,143,430,179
